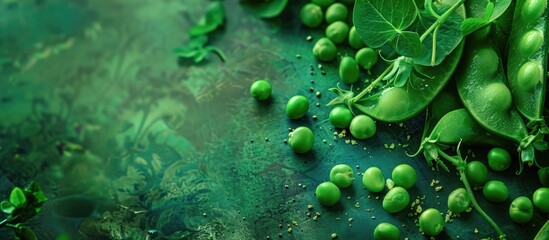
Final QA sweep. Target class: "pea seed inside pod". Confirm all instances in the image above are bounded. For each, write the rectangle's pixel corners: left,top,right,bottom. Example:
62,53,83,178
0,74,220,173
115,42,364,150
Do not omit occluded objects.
517,61,543,92
521,0,547,23
339,56,360,84
483,83,513,112
474,48,499,77
376,87,409,118
518,30,544,57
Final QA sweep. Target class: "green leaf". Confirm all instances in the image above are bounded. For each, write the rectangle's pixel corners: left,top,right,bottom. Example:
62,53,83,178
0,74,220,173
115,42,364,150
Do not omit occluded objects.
353,0,418,48
10,187,27,208
1,200,15,214
14,226,38,240
188,1,225,36
483,2,495,20
534,141,549,151
240,0,289,18
460,17,489,36
392,31,423,57
466,0,512,21
412,10,463,66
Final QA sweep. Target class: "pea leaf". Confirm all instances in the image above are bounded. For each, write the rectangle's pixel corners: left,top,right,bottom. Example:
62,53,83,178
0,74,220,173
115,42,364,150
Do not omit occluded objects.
188,1,225,36
240,0,289,18
460,17,489,36
10,187,27,208
354,0,418,56
412,10,463,66
466,0,511,22
1,200,15,214
391,31,422,57
14,226,38,240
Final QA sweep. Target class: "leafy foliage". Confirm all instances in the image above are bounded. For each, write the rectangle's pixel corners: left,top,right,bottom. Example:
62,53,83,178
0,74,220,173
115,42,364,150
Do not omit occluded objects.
460,0,512,35
0,182,47,240
188,1,225,36
174,35,227,63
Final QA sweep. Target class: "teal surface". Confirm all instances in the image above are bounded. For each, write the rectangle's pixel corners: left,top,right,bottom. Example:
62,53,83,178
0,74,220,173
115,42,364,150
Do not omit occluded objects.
0,0,546,239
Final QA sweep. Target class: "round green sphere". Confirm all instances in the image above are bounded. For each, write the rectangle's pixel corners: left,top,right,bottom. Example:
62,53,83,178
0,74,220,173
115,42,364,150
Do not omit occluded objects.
465,161,488,187
315,182,340,206
533,187,549,213
391,164,417,189
363,167,385,193
300,3,323,28
373,222,400,240
250,80,272,100
482,180,509,203
339,56,360,84
509,196,534,224
487,148,511,171
349,115,376,140
356,47,378,71
286,95,309,119
329,106,354,129
288,126,314,153
325,21,350,44
447,188,471,213
419,208,445,236
382,186,410,213
325,3,348,24
329,164,354,188
313,38,338,61
348,26,365,49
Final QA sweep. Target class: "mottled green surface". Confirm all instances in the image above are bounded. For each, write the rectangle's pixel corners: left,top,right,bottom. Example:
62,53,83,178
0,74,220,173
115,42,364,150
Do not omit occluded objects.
0,0,546,239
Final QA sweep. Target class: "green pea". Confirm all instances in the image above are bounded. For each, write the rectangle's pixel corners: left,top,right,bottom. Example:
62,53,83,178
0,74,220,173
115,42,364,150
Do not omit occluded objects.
517,61,543,92
313,38,337,61
373,222,400,240
315,182,340,206
476,48,499,76
447,188,471,213
356,47,378,71
533,187,549,213
470,24,491,42
419,208,445,236
509,196,534,224
518,30,544,57
349,115,376,140
362,167,385,193
382,186,410,213
539,168,549,187
288,126,314,153
391,164,416,189
483,83,512,112
339,56,359,84
521,0,547,23
348,26,365,49
329,106,353,128
250,80,272,100
300,3,323,28
465,161,488,187
487,148,511,171
376,87,410,117
329,164,354,188
285,95,309,119
311,0,335,8
483,180,509,203
325,21,350,44
325,3,348,24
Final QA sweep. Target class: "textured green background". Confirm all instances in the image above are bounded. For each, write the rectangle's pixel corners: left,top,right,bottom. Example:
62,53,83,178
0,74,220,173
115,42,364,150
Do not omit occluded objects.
0,0,546,239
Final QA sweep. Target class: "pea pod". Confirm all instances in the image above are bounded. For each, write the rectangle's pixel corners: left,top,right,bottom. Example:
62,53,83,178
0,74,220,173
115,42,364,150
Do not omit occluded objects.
456,36,535,171
507,0,548,129
331,41,464,123
535,220,549,240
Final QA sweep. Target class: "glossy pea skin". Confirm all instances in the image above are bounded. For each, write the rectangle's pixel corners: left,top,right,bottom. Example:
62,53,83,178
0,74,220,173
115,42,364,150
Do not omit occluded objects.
288,126,314,153
325,3,348,24
315,182,340,206
313,38,337,61
419,208,445,236
363,167,385,193
311,0,335,8
509,196,534,224
391,164,417,189
517,61,543,92
300,3,323,28
250,80,272,100
484,82,513,112
339,56,359,84
483,180,509,203
447,188,471,213
349,115,376,139
382,186,410,213
356,47,378,71
465,161,488,187
286,95,309,119
329,106,353,128
375,87,409,118
533,187,549,213
521,0,547,23
518,30,544,57
487,148,512,171
373,222,400,240
348,26,365,49
330,164,354,188
325,21,349,44
476,48,500,77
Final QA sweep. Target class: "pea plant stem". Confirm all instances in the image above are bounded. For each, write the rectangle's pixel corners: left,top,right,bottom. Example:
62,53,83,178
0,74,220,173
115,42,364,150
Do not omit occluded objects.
436,149,506,239
351,0,464,102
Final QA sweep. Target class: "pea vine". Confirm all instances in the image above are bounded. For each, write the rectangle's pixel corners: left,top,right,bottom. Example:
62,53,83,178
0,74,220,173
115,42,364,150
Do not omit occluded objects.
0,182,47,240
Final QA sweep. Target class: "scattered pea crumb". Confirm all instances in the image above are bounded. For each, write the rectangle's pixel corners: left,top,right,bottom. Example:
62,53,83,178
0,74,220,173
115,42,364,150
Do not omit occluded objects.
287,227,292,233
384,143,389,149
345,139,351,144
351,140,357,145
315,91,321,97
371,216,376,219
306,36,312,41
316,212,321,216
296,54,301,59
292,221,298,226
312,215,318,221
312,115,317,120
336,217,341,221
316,103,320,107
348,218,353,222
389,143,395,149
435,186,443,192
331,233,338,239
307,205,313,210
474,228,479,234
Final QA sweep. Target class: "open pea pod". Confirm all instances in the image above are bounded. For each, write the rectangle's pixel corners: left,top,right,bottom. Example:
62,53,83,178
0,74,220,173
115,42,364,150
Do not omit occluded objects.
351,41,464,123
456,36,536,172
506,0,548,127
535,220,549,240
